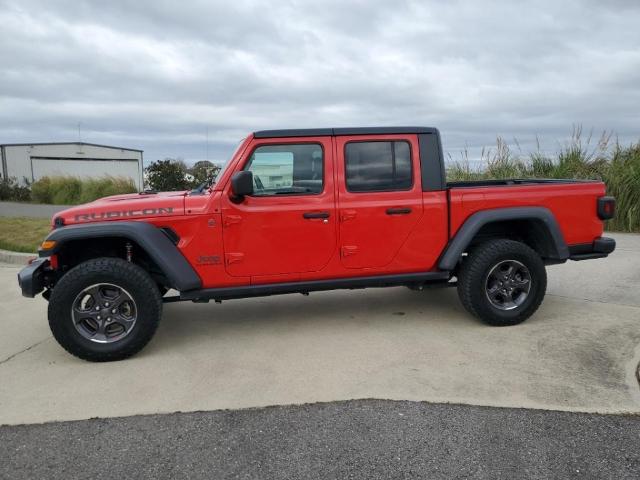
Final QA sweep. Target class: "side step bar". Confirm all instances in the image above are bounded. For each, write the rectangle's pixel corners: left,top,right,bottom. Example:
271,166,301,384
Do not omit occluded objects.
174,271,451,303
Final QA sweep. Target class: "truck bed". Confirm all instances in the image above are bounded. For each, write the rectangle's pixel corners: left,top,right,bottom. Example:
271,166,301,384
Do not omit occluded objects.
446,178,607,247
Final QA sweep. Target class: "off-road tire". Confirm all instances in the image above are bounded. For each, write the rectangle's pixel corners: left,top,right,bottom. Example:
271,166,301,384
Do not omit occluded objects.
457,239,546,326
48,257,162,361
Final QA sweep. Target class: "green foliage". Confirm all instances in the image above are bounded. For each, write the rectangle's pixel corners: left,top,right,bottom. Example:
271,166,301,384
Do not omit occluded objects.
446,127,640,233
0,177,31,202
528,152,555,178
78,177,137,203
190,160,221,187
145,158,191,191
31,176,137,205
604,143,640,232
50,176,82,204
31,176,52,203
144,158,222,192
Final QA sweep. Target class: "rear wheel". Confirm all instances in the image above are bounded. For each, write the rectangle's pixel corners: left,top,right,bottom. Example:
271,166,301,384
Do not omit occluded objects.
457,239,546,326
48,257,162,361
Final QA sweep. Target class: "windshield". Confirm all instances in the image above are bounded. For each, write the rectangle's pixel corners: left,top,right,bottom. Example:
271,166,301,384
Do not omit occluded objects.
209,137,246,189
190,138,246,195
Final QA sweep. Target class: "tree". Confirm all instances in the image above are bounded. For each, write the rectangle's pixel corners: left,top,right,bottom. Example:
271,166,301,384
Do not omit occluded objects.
144,158,191,191
189,160,221,187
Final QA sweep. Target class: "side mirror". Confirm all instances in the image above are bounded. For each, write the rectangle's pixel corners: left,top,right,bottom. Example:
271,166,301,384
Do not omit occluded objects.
230,170,254,199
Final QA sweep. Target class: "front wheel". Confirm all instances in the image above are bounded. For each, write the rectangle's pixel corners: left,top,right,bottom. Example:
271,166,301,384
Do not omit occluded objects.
457,239,547,326
48,257,163,361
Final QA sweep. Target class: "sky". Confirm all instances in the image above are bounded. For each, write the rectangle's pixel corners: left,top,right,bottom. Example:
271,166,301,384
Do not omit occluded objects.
1,0,639,167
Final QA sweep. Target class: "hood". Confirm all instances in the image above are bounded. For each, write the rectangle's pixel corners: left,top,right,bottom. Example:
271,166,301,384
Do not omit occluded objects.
54,191,187,226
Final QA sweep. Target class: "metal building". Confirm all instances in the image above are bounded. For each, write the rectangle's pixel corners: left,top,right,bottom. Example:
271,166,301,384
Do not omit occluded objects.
0,142,144,190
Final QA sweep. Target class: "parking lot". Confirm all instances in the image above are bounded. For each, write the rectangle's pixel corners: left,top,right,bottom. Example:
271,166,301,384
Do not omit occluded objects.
1,233,639,426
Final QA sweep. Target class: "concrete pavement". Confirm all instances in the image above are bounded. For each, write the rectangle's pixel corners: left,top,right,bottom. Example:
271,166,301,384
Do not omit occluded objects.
0,233,639,425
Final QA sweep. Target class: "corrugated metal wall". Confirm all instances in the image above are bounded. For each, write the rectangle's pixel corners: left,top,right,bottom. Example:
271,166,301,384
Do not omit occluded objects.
1,143,144,189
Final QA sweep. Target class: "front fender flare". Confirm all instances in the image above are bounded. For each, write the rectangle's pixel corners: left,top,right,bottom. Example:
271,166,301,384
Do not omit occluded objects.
39,221,202,291
438,207,569,271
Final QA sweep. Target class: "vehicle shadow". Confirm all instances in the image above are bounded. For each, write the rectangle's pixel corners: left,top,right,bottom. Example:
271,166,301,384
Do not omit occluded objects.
150,286,472,353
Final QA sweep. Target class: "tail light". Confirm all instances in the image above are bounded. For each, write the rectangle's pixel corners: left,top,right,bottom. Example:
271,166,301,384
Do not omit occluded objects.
597,196,615,220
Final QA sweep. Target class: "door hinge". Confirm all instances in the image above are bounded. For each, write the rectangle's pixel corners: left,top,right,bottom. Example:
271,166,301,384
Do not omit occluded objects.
223,215,242,228
341,245,358,257
225,253,244,265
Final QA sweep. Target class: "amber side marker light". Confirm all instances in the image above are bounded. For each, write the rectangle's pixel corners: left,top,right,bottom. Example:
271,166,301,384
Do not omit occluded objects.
40,240,56,250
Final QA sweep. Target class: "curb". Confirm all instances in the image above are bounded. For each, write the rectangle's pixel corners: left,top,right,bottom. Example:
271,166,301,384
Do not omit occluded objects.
0,249,36,266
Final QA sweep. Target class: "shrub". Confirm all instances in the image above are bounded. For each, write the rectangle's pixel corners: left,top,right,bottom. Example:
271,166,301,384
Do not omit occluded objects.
50,176,82,205
31,176,138,205
31,176,52,203
0,177,31,202
78,176,137,203
527,152,555,178
604,143,640,232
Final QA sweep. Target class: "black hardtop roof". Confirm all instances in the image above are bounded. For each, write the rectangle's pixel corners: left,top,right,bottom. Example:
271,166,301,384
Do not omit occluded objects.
253,127,438,138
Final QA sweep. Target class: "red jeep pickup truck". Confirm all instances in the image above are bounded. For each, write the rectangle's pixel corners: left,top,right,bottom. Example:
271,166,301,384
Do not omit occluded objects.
18,127,616,361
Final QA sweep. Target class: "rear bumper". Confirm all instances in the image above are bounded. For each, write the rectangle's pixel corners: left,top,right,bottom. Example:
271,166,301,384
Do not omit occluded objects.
17,258,49,298
569,236,616,261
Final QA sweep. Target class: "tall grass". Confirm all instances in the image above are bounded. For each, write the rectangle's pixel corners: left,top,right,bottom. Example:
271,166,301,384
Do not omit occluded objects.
605,144,640,232
446,127,640,233
31,176,137,205
78,177,138,203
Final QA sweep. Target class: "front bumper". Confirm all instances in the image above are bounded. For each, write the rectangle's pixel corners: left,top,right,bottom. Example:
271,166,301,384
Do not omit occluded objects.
17,258,49,298
569,236,616,261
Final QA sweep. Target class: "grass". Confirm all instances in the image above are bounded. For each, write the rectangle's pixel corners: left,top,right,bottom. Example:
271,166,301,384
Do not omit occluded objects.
0,217,51,253
447,127,640,233
30,176,137,205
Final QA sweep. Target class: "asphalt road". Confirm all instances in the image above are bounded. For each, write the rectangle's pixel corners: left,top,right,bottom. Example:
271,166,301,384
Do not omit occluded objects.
2,399,639,479
0,201,67,219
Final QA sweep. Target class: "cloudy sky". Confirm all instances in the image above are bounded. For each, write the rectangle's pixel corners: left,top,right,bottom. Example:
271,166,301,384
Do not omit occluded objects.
1,0,639,166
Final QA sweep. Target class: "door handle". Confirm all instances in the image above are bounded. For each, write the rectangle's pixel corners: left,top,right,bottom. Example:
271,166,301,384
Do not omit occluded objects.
303,212,330,219
386,208,412,215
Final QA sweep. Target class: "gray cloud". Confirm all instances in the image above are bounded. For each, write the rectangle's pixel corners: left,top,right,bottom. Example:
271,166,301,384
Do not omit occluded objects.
1,0,639,165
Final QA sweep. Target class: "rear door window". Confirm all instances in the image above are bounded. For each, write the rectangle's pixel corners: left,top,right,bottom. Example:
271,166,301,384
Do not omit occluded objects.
344,141,412,192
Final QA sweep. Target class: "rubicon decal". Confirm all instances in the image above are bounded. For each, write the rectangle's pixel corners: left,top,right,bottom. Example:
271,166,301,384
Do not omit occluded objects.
74,207,174,222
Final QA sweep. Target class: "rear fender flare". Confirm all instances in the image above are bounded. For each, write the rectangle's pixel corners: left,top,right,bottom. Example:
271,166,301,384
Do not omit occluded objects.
438,207,569,271
40,221,202,291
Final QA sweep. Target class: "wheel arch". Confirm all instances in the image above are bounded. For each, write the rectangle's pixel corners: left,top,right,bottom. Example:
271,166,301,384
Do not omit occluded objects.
40,221,201,292
438,207,569,271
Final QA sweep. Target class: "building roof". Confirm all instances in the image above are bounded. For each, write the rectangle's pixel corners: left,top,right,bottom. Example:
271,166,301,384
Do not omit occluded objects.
253,126,438,138
0,142,143,153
